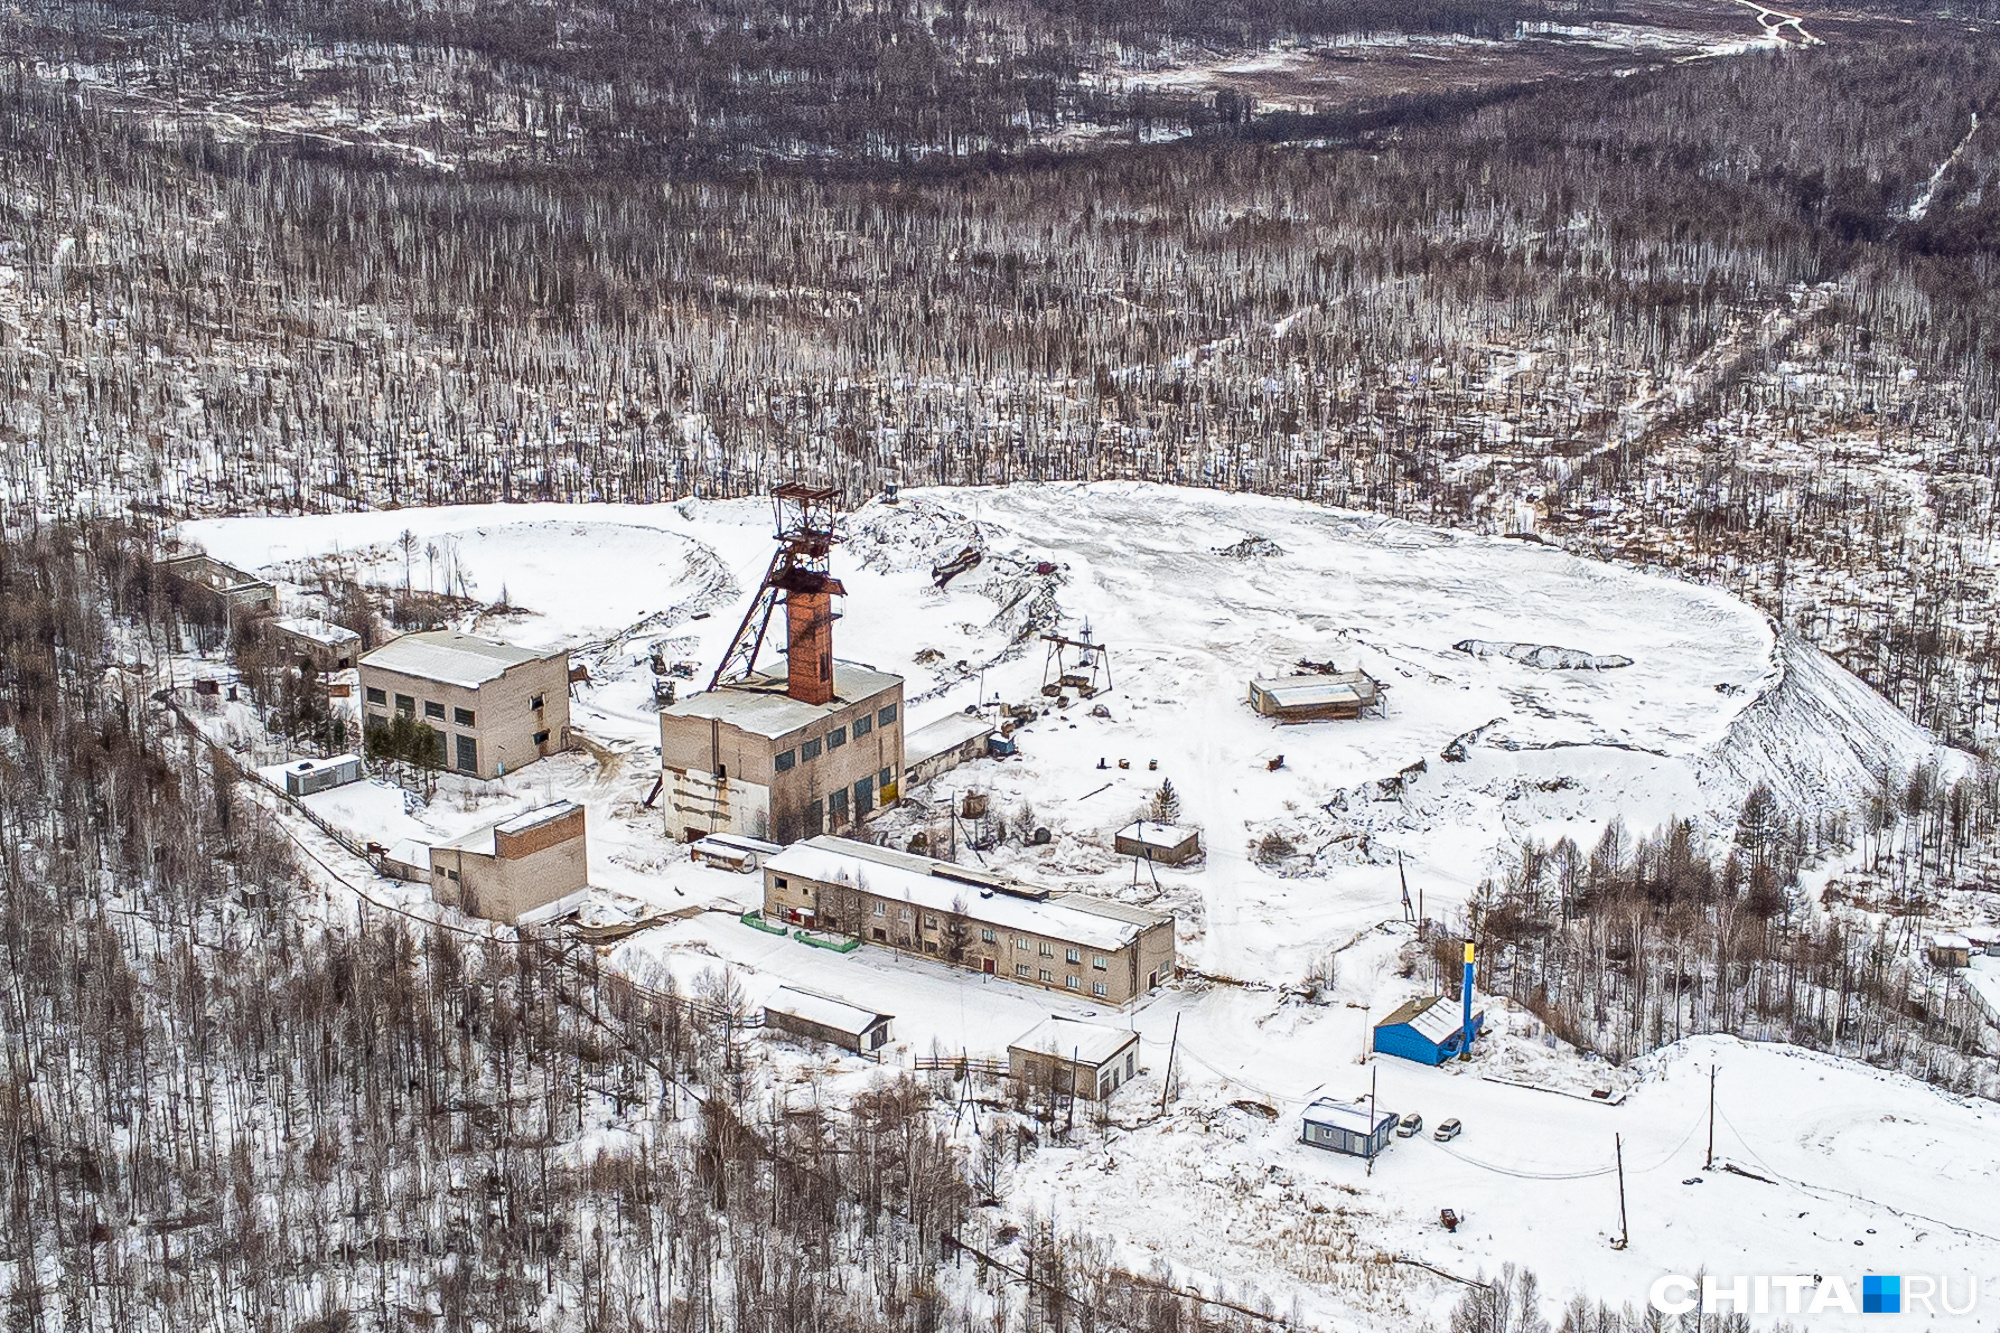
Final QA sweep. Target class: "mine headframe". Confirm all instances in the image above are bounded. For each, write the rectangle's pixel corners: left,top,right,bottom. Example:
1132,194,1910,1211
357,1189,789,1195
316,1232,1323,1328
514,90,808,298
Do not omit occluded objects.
708,483,847,703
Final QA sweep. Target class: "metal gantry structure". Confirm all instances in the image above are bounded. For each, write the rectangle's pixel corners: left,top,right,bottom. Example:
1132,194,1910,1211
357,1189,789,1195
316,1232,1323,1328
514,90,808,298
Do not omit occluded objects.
708,483,846,691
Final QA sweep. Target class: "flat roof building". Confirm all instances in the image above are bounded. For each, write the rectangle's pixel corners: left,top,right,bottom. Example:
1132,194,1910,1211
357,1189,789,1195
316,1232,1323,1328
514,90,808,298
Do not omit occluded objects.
660,658,904,845
430,800,587,924
1249,671,1384,723
1115,821,1201,866
904,712,996,787
1008,1018,1140,1101
269,616,363,672
360,631,571,779
762,836,1175,1006
282,753,362,797
1301,1098,1398,1159
159,553,277,619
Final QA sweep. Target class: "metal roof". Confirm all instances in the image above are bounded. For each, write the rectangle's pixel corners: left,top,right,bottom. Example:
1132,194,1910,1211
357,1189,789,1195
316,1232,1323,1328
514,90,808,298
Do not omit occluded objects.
275,616,361,646
1251,674,1379,708
495,801,581,836
764,986,891,1037
662,658,903,740
1008,1017,1138,1067
1116,821,1194,849
1375,994,1483,1044
695,832,782,856
361,631,553,689
765,836,1147,951
905,711,996,764
1301,1098,1399,1134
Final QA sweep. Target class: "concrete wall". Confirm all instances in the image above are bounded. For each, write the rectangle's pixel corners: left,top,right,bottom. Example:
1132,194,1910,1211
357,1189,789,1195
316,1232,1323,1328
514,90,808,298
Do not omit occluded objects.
667,768,772,841
763,869,1165,1006
361,652,570,779
906,732,989,786
269,623,357,672
1007,1040,1137,1101
661,684,905,843
431,806,588,924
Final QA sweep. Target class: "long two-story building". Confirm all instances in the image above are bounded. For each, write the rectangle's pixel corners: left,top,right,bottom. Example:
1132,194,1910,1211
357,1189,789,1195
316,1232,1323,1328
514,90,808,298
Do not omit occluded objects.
762,836,1175,1006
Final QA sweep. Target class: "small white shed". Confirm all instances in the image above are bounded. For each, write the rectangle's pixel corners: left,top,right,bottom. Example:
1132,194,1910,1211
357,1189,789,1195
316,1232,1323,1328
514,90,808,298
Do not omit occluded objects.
282,753,363,797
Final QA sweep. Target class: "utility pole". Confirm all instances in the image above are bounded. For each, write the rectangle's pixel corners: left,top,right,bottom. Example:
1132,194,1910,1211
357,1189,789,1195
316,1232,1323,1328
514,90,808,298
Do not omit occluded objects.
1159,1014,1181,1116
1706,1065,1716,1170
1613,1133,1628,1250
1367,1065,1379,1177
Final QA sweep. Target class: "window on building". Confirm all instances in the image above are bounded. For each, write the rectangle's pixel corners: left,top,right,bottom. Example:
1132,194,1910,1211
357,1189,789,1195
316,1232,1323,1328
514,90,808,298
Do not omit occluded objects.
1039,942,1055,957
1092,981,1108,998
454,707,475,727
801,737,822,761
924,915,937,928
853,714,872,738
899,907,912,922
1015,937,1028,950
447,869,460,883
853,775,874,816
424,700,446,720
981,928,995,943
873,902,886,916
1125,1052,1135,1078
775,749,796,772
1015,963,1031,977
395,693,415,716
530,693,544,711
455,735,477,774
829,788,849,822
365,687,386,706
533,730,550,746
827,726,846,749
878,703,898,726
879,767,893,792
805,798,823,837
1093,956,1108,970
1066,948,1081,964
1039,969,1054,983
775,877,789,889
1066,976,1080,989
873,928,887,942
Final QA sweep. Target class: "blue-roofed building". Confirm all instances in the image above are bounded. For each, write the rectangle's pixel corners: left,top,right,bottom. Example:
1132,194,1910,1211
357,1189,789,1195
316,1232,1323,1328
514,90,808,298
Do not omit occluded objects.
1372,994,1484,1066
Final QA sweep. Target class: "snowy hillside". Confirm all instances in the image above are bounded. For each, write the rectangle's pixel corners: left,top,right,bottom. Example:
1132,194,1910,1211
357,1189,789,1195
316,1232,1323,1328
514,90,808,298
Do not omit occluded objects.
182,482,1957,928
175,484,1993,1329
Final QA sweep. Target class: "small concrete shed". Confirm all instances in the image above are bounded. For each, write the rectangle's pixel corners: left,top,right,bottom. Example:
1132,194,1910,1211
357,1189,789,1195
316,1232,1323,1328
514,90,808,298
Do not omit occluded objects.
1008,1017,1139,1101
691,833,783,873
1115,821,1201,865
1928,934,1974,969
904,712,997,786
763,986,893,1054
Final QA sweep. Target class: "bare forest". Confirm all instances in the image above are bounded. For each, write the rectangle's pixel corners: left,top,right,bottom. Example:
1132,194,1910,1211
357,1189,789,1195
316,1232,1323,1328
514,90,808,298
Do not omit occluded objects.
0,524,1295,1330
5,0,2000,1323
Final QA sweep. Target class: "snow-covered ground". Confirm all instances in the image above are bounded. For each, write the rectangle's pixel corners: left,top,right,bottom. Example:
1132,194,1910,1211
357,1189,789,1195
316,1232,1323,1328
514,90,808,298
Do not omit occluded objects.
177,484,1990,1328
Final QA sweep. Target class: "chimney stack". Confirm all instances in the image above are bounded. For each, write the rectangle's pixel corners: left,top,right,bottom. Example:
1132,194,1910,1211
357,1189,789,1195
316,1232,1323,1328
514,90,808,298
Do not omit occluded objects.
785,588,836,705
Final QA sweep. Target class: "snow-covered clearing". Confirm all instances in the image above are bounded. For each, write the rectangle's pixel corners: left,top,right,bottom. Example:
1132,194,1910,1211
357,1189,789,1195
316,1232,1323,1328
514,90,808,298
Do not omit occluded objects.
177,484,1990,1328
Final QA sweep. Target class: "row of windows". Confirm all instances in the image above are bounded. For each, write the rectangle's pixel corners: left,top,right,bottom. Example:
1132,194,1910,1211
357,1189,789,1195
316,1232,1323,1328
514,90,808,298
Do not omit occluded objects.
773,703,899,773
1010,962,1108,997
363,687,549,719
